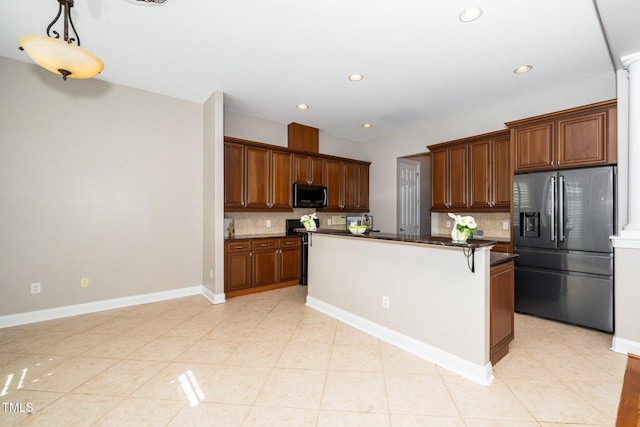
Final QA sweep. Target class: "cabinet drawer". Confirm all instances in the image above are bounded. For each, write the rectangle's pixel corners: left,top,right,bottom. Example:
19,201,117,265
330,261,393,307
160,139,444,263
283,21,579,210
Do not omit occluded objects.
280,237,301,248
252,239,279,250
226,241,251,252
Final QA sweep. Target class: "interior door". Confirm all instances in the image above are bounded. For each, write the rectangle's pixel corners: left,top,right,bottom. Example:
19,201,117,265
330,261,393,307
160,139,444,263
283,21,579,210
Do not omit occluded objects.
397,158,420,234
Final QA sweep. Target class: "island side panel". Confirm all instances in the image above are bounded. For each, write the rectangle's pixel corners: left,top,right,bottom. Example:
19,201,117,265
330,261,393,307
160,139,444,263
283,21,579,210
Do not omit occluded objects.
307,234,490,368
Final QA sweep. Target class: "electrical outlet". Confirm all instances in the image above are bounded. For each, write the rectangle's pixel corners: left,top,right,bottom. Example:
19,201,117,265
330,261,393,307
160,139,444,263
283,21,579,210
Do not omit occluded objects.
31,282,41,294
382,296,390,309
503,221,509,230
266,220,272,228
327,219,332,226
446,220,451,228
210,269,214,279
80,277,89,288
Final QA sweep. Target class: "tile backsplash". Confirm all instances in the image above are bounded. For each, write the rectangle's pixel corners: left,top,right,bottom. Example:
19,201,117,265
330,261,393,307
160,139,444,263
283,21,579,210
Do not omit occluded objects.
225,210,346,236
226,210,511,240
433,212,511,240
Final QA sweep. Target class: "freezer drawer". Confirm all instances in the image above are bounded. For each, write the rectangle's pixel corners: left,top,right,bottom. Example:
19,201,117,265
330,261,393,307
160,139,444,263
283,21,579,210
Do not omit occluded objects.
515,246,613,276
514,266,613,332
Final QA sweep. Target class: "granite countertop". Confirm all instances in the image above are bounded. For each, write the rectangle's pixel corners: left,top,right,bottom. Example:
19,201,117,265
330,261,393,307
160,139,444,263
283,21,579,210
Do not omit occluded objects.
225,233,289,241
306,228,497,249
490,252,519,266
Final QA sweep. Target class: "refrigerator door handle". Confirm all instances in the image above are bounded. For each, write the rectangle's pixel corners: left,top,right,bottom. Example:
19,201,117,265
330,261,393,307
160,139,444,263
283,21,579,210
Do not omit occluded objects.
550,176,556,242
559,175,565,242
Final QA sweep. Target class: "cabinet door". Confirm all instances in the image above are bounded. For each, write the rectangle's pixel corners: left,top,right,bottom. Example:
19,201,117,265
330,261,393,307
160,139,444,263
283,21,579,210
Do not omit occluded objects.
448,144,468,209
343,162,360,210
293,155,325,185
513,122,554,172
490,260,515,364
357,164,369,210
293,155,311,184
225,242,253,291
245,147,270,209
492,135,511,209
279,238,301,282
324,159,343,210
430,148,448,210
252,239,279,287
270,151,292,209
556,111,607,168
469,140,491,209
224,143,245,209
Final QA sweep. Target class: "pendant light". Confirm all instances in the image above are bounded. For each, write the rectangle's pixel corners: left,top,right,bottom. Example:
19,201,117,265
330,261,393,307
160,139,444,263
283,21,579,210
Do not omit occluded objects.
19,0,103,80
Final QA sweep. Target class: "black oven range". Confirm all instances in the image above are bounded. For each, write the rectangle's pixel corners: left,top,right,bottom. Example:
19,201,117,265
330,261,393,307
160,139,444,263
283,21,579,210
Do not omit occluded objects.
285,218,319,286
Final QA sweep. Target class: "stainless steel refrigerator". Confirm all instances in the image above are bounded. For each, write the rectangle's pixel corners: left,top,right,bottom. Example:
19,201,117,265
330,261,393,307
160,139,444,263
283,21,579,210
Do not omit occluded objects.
512,166,615,332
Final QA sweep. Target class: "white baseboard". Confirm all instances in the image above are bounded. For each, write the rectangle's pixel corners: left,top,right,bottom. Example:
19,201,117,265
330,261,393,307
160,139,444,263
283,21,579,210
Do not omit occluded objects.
611,335,640,356
306,296,494,386
201,286,226,305
0,286,207,328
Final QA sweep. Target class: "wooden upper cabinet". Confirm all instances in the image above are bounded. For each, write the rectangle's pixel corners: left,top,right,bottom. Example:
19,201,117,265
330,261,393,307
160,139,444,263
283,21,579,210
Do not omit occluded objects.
469,140,491,209
357,163,370,210
324,159,343,210
322,160,369,212
245,146,271,209
343,162,360,210
293,155,325,185
556,111,607,168
429,143,468,210
508,99,617,173
448,144,468,209
512,122,554,172
224,142,245,209
231,144,291,211
224,136,370,213
270,150,292,209
492,134,511,209
430,149,448,210
430,129,509,212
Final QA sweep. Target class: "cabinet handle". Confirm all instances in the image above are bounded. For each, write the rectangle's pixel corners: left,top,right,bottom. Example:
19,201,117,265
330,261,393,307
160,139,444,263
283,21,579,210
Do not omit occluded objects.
249,252,253,256
259,243,269,247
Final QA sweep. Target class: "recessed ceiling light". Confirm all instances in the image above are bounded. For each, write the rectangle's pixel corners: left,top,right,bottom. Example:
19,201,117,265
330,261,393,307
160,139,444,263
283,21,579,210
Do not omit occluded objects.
348,74,364,81
513,65,533,74
296,104,309,110
362,123,372,129
459,7,483,23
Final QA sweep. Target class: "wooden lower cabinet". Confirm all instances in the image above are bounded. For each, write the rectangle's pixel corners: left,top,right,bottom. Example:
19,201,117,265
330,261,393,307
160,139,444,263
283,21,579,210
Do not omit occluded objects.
225,237,301,297
490,260,515,365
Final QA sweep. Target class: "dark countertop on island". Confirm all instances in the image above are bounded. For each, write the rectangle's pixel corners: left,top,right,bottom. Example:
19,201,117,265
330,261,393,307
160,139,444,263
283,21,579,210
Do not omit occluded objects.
306,228,497,249
226,229,517,266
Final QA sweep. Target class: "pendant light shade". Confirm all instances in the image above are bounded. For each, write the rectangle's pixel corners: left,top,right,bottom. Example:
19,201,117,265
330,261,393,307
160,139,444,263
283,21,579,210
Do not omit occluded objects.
19,0,103,80
19,35,103,80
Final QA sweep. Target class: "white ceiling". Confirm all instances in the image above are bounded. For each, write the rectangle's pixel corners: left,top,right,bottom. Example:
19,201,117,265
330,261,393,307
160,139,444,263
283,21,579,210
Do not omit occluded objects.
1,0,638,142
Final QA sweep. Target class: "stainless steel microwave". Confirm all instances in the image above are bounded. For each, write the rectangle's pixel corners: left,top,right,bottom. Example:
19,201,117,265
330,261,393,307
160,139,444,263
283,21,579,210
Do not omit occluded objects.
293,183,327,208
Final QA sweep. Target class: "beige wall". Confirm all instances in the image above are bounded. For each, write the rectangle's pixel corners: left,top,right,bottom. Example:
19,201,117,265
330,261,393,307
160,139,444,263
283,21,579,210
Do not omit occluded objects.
0,57,204,316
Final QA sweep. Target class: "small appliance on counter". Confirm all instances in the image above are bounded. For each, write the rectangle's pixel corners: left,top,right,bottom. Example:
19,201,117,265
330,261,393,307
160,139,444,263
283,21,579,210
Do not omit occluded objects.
345,215,374,232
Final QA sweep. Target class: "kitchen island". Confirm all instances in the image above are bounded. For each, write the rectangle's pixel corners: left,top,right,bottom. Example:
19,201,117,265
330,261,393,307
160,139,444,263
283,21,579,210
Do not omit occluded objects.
305,230,501,385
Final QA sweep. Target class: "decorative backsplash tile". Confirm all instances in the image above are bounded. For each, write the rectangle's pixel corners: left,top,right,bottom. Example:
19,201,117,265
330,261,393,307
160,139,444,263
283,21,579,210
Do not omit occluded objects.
434,212,511,240
226,210,511,240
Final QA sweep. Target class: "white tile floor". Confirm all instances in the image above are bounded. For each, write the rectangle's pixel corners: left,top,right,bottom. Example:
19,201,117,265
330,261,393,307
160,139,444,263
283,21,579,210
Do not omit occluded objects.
0,285,626,426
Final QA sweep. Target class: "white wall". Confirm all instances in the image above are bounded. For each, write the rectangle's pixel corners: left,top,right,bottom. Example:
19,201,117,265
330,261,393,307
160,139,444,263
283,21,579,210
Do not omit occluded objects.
0,57,204,316
364,73,617,232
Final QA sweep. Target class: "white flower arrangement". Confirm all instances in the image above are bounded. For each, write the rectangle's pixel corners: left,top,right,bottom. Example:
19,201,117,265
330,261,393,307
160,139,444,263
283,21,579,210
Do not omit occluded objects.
448,213,477,242
300,213,318,230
